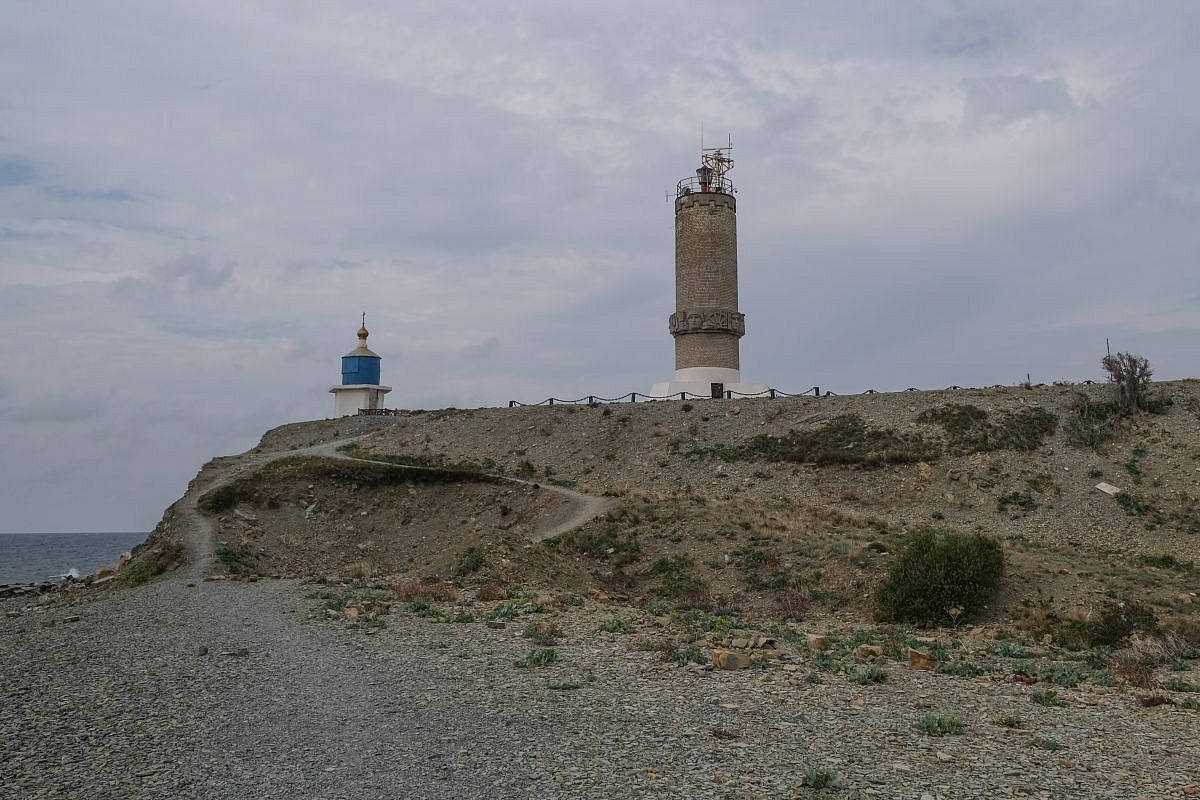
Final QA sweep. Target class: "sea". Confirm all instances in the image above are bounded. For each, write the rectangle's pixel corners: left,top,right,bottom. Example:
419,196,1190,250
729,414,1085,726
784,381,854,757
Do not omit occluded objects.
0,531,149,585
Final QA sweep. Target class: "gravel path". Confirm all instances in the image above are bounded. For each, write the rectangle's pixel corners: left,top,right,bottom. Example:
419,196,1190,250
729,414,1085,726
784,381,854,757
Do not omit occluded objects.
3,582,1198,799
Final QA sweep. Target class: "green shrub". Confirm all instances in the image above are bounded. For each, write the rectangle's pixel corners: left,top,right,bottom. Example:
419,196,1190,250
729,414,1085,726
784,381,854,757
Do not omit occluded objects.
873,530,1004,626
114,539,186,587
1030,689,1063,707
1058,600,1158,647
1031,736,1065,751
918,405,1058,454
547,522,640,566
198,484,238,513
453,546,486,577
215,545,256,575
801,766,840,789
848,664,889,684
936,660,986,678
514,648,559,668
597,617,634,634
704,414,939,468
1163,677,1199,693
1062,393,1122,449
915,714,964,736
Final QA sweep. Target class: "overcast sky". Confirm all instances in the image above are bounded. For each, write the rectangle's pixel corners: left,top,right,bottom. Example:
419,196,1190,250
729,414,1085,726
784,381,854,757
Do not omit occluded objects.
1,2,1197,532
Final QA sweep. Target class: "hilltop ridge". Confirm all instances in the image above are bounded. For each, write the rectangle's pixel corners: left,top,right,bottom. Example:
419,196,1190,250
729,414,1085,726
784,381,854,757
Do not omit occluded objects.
198,379,1200,626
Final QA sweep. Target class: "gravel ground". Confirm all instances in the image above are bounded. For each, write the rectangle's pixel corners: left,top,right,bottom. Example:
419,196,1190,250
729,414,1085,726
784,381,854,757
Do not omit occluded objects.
2,580,1197,799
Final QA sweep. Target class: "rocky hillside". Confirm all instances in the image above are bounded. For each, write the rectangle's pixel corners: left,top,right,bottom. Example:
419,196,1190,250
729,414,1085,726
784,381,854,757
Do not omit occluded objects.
201,380,1200,631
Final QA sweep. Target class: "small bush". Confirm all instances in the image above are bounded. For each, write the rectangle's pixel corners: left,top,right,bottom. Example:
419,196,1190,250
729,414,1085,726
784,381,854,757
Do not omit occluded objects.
597,617,634,634
1030,689,1063,707
453,546,486,577
1031,736,1065,751
1163,677,1200,693
936,660,986,678
547,523,640,566
849,665,888,685
1060,600,1159,647
1062,393,1122,449
994,715,1024,729
915,714,964,736
801,766,840,789
514,648,559,668
873,530,1004,626
1102,352,1153,416
215,545,256,575
1138,554,1194,572
522,621,563,646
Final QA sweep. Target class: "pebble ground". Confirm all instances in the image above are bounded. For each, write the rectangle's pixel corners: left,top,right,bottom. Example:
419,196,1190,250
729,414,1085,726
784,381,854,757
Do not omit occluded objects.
3,578,1197,799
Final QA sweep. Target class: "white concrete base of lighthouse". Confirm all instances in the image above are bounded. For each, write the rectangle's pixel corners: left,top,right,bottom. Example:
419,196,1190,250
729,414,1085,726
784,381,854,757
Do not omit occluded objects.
650,367,769,400
329,384,392,417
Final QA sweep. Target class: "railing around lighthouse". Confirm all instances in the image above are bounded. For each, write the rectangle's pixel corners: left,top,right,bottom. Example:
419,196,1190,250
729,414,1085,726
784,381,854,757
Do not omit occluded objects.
675,175,735,197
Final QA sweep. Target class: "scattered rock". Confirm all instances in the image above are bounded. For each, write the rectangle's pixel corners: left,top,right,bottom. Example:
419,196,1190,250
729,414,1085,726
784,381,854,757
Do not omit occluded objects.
486,621,506,630
236,647,250,657
907,649,937,670
195,646,208,657
63,615,80,624
806,634,830,651
711,650,752,670
93,566,115,579
854,644,884,661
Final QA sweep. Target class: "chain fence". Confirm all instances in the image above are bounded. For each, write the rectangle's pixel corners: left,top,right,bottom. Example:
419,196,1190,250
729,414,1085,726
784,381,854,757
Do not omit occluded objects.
355,380,1099,415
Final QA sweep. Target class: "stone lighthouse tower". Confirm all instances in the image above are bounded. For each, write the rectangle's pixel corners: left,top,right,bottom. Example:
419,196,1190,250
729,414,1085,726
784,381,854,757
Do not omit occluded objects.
329,315,392,417
651,143,768,399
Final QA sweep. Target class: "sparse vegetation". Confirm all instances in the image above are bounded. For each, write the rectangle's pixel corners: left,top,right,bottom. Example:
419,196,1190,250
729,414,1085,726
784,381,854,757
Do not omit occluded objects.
873,530,1004,626
915,714,964,736
1058,600,1159,647
917,404,1057,454
698,414,939,468
1031,736,1065,751
1063,393,1122,449
801,766,840,789
1030,689,1063,707
547,522,640,566
597,617,634,634
453,546,486,577
197,456,495,514
514,648,559,668
848,664,888,684
215,544,256,575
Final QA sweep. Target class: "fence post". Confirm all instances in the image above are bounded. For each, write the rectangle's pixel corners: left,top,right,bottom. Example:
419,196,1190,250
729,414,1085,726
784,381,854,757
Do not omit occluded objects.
548,398,554,406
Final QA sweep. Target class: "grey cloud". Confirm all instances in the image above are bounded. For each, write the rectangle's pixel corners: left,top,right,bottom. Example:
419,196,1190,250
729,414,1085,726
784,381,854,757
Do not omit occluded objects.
960,75,1076,129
